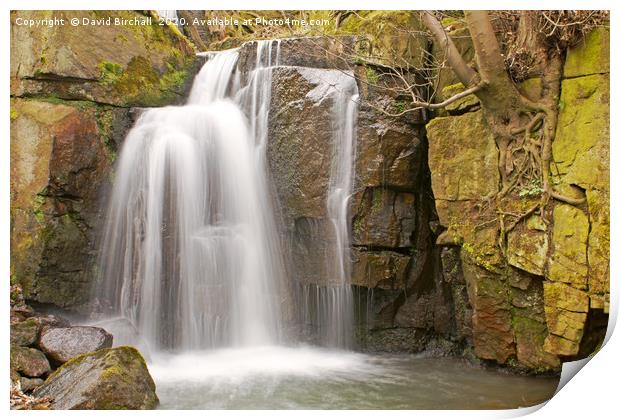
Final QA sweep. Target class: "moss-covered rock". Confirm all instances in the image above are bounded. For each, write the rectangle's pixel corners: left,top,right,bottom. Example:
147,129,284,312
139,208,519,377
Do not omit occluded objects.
552,71,609,301
10,346,51,378
460,256,515,364
426,103,569,371
423,22,609,369
427,110,499,202
181,10,428,69
506,215,548,276
512,314,561,371
547,204,589,289
11,10,197,107
440,83,480,114
10,98,125,309
350,249,411,289
543,282,589,313
553,74,609,191
338,11,429,68
427,109,502,271
10,318,40,347
563,27,610,78
34,346,158,410
586,188,610,295
542,282,589,356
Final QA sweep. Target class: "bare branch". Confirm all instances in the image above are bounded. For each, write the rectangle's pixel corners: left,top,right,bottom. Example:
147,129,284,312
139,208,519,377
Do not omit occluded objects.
416,82,484,110
356,82,483,118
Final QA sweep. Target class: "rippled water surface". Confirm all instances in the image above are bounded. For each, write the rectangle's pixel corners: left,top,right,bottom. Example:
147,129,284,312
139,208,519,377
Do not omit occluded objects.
148,346,559,409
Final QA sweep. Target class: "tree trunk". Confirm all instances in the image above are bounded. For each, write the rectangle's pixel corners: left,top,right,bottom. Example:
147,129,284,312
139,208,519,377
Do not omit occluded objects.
464,11,525,113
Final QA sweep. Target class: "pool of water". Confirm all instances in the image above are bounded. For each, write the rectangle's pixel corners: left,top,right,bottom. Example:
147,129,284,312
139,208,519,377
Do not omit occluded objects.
148,346,559,409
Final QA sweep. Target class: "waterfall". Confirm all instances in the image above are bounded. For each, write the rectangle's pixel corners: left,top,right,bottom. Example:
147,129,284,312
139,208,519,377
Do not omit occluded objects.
97,38,359,352
156,10,178,24
325,81,359,348
96,42,287,351
302,78,359,348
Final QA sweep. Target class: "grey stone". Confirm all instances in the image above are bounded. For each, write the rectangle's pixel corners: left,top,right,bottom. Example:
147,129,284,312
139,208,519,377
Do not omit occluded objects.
38,326,113,365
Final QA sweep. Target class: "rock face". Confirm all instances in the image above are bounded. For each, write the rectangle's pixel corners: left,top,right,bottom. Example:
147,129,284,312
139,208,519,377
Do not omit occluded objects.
426,27,609,370
265,37,443,351
38,326,113,365
34,346,159,410
10,10,197,311
10,99,118,309
11,11,196,107
237,37,357,71
179,11,428,69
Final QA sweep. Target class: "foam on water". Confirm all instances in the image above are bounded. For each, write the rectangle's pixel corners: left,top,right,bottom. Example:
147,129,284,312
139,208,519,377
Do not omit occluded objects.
149,346,370,384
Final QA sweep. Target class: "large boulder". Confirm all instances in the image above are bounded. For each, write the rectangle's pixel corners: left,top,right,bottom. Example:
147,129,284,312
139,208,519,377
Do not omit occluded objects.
38,326,113,365
10,346,51,378
34,346,158,410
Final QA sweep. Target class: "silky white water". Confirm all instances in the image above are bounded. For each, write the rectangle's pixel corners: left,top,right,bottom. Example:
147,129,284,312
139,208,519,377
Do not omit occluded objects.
97,43,287,351
300,78,359,348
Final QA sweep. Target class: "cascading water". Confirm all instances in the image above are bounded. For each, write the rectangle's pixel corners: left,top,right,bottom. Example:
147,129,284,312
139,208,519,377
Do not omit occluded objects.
302,78,359,348
326,82,359,348
96,42,288,351
156,10,179,23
